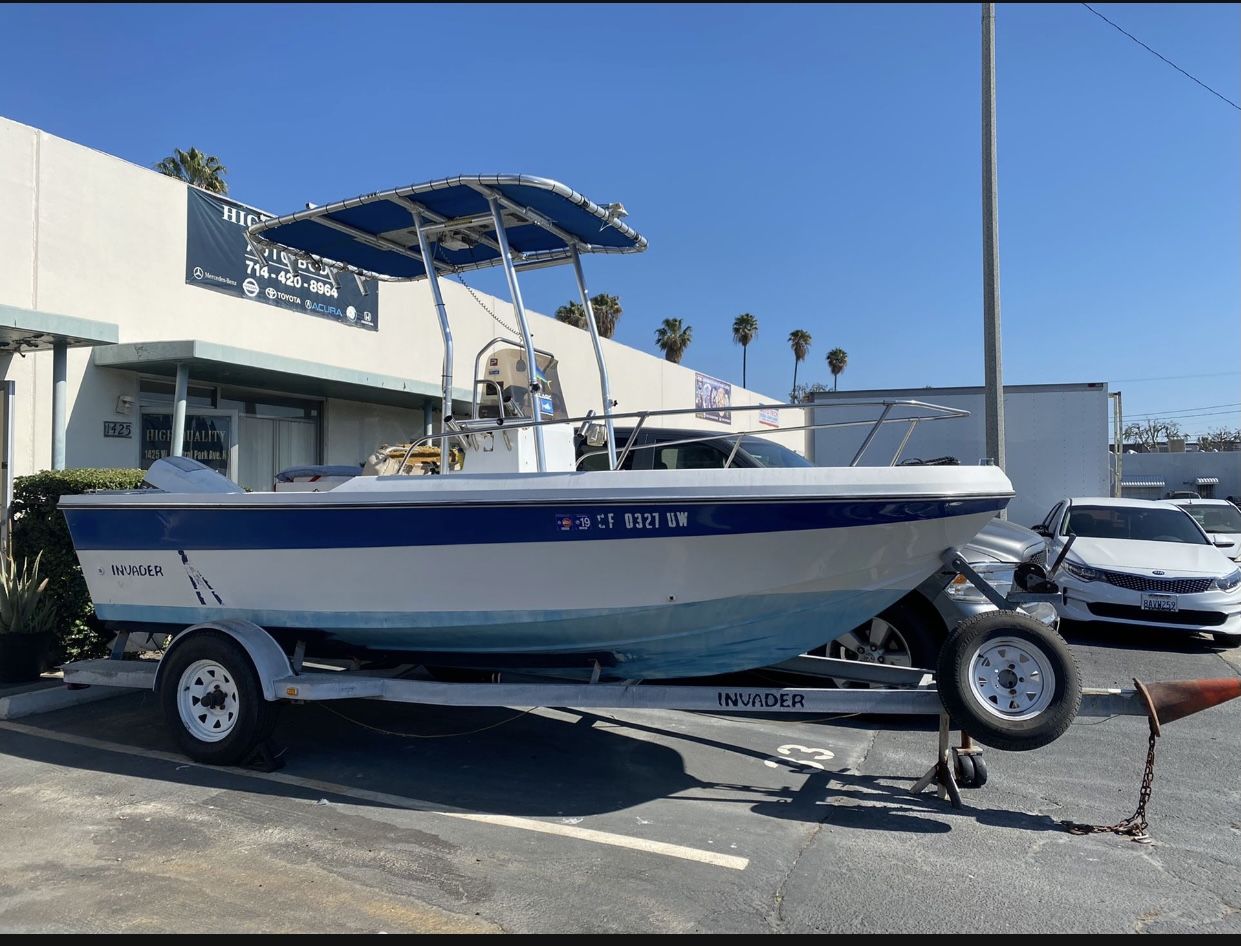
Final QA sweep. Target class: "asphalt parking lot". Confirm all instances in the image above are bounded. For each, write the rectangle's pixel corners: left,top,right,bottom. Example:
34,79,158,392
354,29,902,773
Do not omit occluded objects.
2,622,1240,934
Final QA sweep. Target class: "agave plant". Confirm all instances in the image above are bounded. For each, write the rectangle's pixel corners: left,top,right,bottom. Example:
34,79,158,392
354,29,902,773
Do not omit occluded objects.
0,551,55,637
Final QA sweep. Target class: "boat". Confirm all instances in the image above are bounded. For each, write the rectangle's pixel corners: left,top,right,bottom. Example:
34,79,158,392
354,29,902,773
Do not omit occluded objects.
60,175,1013,681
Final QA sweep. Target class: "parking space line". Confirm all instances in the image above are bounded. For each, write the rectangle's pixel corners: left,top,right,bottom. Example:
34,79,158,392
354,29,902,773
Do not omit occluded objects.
0,721,749,871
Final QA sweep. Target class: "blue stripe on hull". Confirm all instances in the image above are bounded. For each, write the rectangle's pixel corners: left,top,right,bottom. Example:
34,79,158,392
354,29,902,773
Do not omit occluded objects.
96,588,908,679
63,496,1006,551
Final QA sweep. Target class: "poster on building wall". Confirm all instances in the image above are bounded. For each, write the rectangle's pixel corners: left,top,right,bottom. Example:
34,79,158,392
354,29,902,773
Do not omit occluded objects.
184,189,379,331
694,372,732,425
141,413,232,475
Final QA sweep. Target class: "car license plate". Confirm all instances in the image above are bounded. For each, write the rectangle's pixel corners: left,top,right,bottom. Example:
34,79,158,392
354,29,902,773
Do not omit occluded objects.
1141,593,1179,613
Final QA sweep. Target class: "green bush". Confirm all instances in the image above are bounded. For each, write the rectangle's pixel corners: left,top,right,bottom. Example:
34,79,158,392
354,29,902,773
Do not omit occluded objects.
8,468,146,662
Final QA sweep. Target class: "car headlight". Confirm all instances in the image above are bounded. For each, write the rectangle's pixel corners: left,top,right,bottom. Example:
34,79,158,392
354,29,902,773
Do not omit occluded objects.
945,563,1016,602
1062,560,1103,583
1216,569,1241,592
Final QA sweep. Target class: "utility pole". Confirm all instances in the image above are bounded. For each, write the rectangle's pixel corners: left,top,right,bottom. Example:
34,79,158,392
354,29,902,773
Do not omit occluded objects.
982,2,1006,499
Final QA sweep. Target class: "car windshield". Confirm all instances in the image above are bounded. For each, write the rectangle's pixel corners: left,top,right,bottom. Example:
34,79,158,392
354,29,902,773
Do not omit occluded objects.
1063,505,1208,545
738,437,812,468
1180,504,1241,534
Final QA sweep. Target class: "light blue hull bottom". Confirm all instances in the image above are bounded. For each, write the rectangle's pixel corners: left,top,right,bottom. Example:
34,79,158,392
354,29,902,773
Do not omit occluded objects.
99,587,909,680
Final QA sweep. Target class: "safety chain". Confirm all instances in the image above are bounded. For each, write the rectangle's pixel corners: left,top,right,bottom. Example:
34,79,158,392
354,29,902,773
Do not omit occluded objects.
1061,726,1158,843
452,272,522,337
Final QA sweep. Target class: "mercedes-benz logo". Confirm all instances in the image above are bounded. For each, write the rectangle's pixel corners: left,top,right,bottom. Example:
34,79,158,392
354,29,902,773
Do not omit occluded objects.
192,267,204,280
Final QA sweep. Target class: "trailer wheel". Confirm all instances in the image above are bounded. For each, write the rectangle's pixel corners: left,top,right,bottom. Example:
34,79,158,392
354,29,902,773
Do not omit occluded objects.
159,631,279,765
937,611,1080,752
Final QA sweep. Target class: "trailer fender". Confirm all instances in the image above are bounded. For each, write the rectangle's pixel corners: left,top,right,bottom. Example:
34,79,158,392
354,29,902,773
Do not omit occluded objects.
155,620,292,701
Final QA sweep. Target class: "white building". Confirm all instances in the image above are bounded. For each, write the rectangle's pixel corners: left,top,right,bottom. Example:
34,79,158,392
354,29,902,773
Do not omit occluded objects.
0,117,796,503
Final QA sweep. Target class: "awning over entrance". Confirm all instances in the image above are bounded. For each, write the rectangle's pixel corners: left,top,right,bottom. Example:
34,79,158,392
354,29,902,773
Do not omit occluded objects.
93,339,471,408
1196,477,1220,486
1121,480,1164,488
1,302,119,352
1,303,120,473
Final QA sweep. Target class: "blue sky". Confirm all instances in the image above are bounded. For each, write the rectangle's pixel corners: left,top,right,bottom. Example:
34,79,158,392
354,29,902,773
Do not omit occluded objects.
2,3,1237,434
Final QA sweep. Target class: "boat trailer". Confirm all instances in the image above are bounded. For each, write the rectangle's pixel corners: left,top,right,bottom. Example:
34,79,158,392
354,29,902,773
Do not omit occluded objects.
59,548,1241,840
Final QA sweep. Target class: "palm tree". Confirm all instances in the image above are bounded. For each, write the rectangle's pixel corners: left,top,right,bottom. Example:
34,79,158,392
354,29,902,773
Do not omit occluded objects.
655,318,693,364
788,330,812,400
826,347,849,391
732,313,759,388
589,293,623,339
554,300,587,329
154,147,229,194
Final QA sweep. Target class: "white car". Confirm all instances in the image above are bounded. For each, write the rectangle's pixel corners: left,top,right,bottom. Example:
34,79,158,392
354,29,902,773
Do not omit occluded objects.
1169,498,1241,562
1035,497,1241,645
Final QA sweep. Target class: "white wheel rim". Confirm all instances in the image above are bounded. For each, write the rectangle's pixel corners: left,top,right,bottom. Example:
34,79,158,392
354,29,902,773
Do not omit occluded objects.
177,659,240,743
967,635,1056,721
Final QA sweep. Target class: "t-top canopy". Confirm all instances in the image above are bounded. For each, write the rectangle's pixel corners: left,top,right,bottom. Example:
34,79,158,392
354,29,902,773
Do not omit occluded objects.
246,174,646,282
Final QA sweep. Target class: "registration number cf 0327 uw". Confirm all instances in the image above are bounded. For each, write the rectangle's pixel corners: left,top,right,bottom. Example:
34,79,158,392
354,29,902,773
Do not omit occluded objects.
1141,593,1179,613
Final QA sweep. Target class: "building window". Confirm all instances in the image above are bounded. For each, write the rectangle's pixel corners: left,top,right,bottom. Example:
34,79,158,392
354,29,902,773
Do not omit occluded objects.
218,387,323,491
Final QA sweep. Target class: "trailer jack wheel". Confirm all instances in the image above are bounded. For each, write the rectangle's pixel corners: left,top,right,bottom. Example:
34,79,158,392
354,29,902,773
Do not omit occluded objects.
937,611,1081,752
953,750,975,787
952,746,988,789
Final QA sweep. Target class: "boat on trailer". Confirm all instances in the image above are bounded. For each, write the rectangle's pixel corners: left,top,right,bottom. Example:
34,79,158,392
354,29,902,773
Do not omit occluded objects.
61,174,1012,681
58,172,1241,817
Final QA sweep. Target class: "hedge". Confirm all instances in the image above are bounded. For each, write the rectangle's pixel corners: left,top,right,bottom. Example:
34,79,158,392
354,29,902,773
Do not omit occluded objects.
9,469,146,661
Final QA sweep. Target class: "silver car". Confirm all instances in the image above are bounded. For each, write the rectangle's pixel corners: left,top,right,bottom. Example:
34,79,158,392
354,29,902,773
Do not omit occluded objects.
821,517,1058,672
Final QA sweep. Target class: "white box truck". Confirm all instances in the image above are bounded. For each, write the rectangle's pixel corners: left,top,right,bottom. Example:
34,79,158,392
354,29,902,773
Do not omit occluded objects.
808,382,1110,527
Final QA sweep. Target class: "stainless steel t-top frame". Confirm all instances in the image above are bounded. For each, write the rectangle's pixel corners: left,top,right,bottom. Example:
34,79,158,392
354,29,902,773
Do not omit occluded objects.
247,176,646,475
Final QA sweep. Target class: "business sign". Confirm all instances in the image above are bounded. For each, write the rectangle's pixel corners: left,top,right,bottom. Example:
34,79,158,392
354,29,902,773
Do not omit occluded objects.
185,189,378,331
103,421,132,439
141,412,232,475
758,407,780,428
694,372,732,425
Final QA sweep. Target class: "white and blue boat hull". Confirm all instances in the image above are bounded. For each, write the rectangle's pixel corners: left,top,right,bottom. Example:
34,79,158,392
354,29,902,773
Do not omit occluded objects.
61,467,1012,679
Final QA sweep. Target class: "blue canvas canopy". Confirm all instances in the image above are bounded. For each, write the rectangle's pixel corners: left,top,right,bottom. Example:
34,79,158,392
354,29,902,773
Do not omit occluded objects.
247,174,646,282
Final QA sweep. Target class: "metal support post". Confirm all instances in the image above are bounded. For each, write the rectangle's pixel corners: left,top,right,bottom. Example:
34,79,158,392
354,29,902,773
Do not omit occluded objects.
410,211,455,474
51,341,67,470
488,197,546,471
1,380,14,552
1116,390,1123,491
570,246,617,469
170,362,189,458
911,712,963,808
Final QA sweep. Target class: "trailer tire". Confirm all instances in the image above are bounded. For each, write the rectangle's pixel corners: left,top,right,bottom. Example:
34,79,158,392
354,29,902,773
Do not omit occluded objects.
937,611,1080,752
159,631,280,765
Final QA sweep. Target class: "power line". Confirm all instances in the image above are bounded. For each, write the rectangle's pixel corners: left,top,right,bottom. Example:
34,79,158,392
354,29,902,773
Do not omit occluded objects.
1109,370,1241,384
1126,404,1241,419
1080,3,1240,111
1126,401,1241,418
